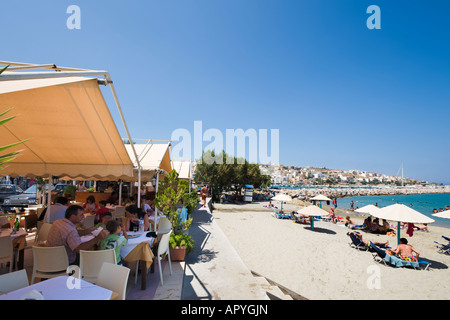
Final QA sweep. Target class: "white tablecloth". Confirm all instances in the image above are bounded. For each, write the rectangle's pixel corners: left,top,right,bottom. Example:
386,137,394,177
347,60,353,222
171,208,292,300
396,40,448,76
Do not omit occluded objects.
0,228,28,240
0,276,113,300
120,231,155,258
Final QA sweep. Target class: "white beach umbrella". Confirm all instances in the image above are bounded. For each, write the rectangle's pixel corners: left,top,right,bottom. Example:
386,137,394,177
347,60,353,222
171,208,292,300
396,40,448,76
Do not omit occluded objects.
271,193,292,213
298,205,329,230
355,204,381,216
310,194,332,202
371,203,435,245
310,194,331,208
432,210,450,220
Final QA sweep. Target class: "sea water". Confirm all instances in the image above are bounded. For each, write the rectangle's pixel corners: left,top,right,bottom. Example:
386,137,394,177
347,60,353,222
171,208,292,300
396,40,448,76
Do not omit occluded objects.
336,193,450,228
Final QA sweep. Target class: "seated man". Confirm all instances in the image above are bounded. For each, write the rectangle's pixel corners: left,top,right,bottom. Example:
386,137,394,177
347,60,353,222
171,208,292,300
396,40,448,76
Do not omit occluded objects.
392,238,420,262
44,196,70,223
46,205,108,265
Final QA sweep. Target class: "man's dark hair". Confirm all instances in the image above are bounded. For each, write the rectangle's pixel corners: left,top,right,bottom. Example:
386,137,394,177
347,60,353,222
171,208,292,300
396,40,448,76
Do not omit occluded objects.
400,238,408,245
65,205,83,219
55,196,69,205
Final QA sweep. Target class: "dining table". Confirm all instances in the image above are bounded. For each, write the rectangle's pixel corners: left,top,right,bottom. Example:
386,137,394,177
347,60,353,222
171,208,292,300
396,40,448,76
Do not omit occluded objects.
80,229,157,290
121,231,157,290
0,227,28,270
0,276,117,300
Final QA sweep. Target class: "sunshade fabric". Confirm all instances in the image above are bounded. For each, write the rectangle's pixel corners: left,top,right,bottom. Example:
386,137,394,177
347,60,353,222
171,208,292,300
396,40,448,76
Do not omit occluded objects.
355,204,381,215
272,193,292,202
125,143,172,182
298,205,329,217
372,203,435,224
432,210,450,219
310,194,332,201
0,77,134,180
172,160,191,180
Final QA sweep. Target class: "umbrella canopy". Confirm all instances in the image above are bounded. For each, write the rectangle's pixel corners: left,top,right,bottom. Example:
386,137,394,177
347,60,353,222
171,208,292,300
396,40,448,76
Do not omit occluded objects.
355,204,381,216
372,203,435,245
372,204,435,224
298,205,329,217
310,194,331,202
432,210,450,219
272,194,292,202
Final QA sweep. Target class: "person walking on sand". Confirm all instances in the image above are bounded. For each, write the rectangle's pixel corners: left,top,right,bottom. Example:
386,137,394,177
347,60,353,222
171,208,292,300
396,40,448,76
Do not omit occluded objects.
201,185,209,208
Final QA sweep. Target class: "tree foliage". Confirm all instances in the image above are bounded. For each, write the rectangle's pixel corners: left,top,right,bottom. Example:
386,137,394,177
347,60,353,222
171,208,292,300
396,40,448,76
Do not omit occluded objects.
194,150,271,201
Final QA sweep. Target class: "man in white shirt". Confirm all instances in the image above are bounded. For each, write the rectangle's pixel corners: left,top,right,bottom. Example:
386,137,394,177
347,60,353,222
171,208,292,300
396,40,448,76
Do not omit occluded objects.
44,196,69,223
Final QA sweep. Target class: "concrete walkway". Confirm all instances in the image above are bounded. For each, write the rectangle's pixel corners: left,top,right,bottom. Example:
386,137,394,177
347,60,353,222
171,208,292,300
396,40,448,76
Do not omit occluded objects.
181,199,269,300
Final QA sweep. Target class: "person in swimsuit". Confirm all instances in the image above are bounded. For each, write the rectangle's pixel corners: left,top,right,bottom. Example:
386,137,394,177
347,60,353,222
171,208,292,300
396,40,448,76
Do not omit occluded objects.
392,238,420,262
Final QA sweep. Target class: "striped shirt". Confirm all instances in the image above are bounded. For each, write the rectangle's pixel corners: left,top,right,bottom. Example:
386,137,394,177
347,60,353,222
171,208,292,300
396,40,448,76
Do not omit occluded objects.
47,218,82,264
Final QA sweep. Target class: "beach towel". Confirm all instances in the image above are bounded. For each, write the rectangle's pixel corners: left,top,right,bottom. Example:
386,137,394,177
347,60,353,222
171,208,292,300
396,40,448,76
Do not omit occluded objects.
384,254,419,268
407,223,415,237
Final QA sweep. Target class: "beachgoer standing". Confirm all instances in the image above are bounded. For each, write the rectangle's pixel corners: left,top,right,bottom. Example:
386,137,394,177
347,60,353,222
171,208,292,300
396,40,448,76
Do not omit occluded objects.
201,185,209,208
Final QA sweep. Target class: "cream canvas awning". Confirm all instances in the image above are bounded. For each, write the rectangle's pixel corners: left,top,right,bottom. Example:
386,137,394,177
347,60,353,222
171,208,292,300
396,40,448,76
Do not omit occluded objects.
125,143,172,182
0,76,134,180
172,160,191,180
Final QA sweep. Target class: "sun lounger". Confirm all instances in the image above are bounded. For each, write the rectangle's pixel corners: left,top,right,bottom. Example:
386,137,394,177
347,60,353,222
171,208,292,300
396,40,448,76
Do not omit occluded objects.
347,232,370,251
434,241,450,255
369,242,430,270
442,235,450,243
274,211,291,219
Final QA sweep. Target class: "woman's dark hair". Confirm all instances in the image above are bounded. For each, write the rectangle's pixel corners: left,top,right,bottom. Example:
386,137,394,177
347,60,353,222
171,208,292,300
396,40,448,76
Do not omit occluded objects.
86,195,96,203
126,204,145,218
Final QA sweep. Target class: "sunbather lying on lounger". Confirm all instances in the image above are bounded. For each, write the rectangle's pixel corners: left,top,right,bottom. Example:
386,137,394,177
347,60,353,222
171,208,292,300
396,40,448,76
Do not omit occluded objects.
350,231,390,248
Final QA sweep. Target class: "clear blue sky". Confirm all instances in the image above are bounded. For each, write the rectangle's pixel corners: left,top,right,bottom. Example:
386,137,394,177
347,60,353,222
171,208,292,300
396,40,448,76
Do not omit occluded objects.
2,1,450,184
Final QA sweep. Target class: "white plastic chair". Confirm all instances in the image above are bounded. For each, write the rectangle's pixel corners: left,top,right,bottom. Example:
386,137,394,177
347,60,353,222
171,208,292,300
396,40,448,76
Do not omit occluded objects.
0,236,14,273
82,214,96,229
79,249,117,284
0,269,29,293
96,262,130,300
157,230,173,286
31,246,69,284
112,206,125,220
34,222,52,244
158,217,172,235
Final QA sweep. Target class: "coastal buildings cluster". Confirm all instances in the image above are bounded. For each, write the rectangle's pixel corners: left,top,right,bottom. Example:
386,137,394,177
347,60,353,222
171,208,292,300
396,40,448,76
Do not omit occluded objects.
259,164,433,187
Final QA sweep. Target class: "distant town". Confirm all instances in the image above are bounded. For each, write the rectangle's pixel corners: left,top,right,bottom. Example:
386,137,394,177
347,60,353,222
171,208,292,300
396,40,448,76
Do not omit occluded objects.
257,164,438,187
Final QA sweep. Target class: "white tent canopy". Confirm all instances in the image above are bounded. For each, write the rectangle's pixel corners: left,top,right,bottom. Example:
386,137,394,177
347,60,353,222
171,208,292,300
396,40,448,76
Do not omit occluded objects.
124,142,172,182
0,76,134,180
172,160,191,180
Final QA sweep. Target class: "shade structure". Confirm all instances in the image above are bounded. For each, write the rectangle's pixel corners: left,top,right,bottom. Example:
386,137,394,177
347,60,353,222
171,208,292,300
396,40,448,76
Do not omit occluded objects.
432,210,450,220
310,194,331,202
272,193,292,202
372,203,435,245
373,204,435,224
297,205,329,230
355,204,381,216
124,143,172,182
0,77,134,180
298,205,329,217
172,160,191,180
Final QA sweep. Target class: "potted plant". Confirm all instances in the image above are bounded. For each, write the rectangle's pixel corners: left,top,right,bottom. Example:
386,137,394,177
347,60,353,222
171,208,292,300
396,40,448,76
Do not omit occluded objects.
154,170,199,261
169,232,195,261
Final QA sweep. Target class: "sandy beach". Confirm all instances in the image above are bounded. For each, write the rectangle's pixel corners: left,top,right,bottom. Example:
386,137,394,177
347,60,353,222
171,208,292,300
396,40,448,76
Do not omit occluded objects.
213,200,450,300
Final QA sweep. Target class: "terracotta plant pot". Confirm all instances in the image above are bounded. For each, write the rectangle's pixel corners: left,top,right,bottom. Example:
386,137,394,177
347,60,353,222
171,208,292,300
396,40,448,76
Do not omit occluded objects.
170,246,186,261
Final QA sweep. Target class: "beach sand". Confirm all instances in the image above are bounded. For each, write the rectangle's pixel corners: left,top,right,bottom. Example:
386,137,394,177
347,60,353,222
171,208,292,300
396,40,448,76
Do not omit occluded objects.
213,201,450,300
